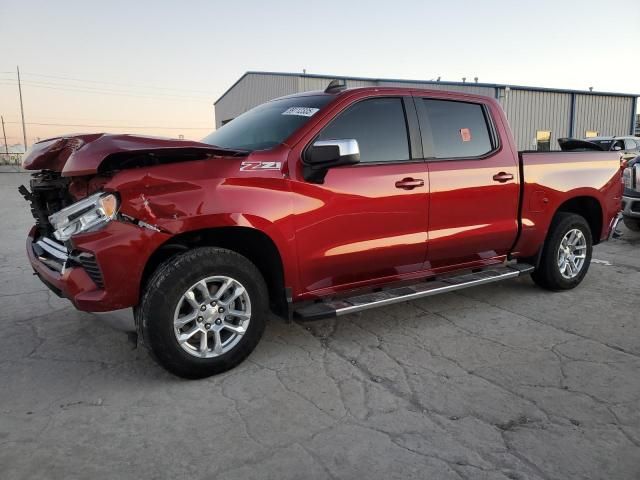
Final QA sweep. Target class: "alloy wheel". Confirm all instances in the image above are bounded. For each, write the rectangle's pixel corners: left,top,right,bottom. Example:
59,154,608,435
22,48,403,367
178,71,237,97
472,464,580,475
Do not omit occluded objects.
173,276,251,358
557,228,587,280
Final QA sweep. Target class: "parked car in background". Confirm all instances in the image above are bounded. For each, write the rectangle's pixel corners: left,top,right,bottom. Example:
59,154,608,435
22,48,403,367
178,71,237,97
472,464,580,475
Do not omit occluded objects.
20,85,623,378
585,136,640,161
622,155,640,231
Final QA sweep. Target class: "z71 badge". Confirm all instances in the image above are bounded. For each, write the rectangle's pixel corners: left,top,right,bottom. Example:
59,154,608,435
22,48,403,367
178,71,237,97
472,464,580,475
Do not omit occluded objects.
240,161,282,171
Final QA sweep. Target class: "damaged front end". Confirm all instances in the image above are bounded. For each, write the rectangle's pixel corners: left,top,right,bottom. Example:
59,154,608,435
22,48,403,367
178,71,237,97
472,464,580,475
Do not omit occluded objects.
21,133,247,176
21,174,172,311
19,173,123,294
19,170,72,238
18,133,236,311
18,171,102,286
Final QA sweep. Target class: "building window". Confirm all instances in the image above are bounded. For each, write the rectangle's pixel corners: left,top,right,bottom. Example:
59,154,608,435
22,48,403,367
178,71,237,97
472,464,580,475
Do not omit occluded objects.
585,130,599,138
536,131,551,151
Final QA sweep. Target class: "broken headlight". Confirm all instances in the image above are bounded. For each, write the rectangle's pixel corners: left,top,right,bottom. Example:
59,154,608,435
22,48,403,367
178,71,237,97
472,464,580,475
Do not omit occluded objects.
49,192,118,241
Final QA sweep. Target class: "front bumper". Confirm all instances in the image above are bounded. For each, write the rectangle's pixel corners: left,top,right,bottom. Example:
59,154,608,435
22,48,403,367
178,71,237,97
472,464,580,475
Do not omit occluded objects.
27,221,170,312
622,195,640,219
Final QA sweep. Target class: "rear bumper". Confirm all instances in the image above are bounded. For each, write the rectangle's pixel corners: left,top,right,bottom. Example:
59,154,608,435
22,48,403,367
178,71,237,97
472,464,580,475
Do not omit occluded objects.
608,212,623,240
27,221,170,312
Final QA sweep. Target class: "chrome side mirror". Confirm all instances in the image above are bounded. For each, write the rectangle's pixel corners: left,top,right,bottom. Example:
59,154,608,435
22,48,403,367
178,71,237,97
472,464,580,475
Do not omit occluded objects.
303,139,360,183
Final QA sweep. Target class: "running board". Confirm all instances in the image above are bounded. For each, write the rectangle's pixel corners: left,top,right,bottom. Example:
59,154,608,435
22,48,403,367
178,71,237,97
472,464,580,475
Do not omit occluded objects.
294,263,534,321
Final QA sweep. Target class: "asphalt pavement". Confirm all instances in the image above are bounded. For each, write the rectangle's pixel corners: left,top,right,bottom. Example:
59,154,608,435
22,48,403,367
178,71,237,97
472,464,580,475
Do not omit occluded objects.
1,171,639,480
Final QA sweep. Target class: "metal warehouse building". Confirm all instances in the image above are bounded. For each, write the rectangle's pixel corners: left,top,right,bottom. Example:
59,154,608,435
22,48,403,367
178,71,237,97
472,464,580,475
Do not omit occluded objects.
214,71,638,151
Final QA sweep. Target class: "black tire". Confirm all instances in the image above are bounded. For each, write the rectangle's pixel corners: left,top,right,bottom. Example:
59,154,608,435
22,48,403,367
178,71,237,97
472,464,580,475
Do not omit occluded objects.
531,213,593,291
137,247,268,379
623,216,640,232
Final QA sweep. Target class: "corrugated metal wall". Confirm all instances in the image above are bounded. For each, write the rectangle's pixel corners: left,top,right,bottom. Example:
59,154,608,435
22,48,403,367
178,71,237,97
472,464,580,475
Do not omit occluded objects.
498,89,572,150
215,74,297,128
214,73,636,148
573,94,634,138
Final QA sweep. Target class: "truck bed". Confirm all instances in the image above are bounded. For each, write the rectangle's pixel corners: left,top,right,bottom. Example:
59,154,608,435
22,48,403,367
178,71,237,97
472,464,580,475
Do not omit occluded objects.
514,150,622,258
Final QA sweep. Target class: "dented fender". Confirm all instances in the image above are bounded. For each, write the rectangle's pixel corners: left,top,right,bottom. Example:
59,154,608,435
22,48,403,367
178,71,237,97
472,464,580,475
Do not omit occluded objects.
101,148,299,292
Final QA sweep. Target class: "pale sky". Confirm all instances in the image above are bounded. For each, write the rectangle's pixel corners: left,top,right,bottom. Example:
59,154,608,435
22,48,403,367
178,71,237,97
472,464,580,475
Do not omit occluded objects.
1,0,639,148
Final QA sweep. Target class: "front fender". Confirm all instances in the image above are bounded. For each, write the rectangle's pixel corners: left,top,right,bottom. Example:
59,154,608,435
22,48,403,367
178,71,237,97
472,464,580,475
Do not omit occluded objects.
104,158,298,290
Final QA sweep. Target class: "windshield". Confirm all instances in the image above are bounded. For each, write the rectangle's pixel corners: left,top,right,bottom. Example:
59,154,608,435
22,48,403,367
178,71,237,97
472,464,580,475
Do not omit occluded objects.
202,95,334,151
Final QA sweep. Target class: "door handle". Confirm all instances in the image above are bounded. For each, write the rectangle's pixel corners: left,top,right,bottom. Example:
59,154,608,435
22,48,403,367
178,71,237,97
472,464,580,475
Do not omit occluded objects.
395,178,425,190
492,172,514,183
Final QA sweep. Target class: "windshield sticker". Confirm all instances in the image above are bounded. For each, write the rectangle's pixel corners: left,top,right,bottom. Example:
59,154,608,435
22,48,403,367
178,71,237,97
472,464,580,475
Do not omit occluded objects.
460,128,472,142
240,161,282,171
282,107,319,117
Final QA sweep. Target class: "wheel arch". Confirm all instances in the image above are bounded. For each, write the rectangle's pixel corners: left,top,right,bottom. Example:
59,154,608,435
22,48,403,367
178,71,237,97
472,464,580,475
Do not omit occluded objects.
554,195,603,244
140,226,288,317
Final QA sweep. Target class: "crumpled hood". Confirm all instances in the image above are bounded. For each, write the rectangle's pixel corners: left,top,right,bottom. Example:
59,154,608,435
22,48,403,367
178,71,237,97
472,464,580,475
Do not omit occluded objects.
22,133,243,176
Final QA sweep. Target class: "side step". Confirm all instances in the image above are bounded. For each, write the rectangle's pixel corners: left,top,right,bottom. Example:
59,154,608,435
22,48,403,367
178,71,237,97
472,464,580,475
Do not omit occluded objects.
294,263,534,321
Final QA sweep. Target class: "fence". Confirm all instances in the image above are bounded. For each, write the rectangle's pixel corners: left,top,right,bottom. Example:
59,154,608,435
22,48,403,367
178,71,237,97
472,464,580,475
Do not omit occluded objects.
0,153,24,166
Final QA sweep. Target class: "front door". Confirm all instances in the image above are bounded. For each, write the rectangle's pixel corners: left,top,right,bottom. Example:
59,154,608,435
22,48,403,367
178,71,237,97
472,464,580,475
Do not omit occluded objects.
414,96,520,269
290,97,429,295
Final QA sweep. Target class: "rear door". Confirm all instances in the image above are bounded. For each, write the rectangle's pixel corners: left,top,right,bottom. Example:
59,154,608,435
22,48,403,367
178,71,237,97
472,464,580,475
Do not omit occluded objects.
414,95,520,269
290,96,429,295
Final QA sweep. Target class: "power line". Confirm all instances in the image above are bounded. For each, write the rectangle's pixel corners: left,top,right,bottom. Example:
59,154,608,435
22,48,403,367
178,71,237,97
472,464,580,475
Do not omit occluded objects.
0,77,212,99
0,79,212,101
24,71,218,94
0,71,217,95
4,121,211,130
3,114,189,123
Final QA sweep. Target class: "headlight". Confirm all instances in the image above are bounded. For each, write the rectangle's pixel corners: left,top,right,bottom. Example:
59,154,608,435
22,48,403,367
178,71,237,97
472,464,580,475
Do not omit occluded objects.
49,192,119,241
623,168,632,189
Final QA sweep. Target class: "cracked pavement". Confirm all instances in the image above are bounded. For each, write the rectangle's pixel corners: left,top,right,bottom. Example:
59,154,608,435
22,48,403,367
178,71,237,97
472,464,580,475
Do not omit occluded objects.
1,171,639,480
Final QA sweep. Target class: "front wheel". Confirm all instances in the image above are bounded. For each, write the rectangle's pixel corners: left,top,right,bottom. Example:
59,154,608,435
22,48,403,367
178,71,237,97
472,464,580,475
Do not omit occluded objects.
531,213,593,291
137,247,268,379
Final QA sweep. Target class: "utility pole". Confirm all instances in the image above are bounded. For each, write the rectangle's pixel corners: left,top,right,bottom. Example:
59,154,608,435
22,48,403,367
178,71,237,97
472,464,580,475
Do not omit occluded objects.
1,116,8,154
17,66,28,152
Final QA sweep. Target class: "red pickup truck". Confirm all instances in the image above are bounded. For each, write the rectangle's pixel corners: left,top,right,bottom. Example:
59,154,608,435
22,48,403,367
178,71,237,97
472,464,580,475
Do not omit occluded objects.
20,84,623,378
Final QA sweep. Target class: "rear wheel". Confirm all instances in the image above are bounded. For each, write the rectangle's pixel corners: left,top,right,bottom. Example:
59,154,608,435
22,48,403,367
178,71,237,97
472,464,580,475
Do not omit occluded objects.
531,213,592,291
623,216,640,232
137,247,268,379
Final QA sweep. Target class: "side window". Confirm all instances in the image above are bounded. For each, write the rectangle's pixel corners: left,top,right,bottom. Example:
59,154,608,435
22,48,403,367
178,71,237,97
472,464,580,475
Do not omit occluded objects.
624,139,638,150
317,98,410,163
419,99,493,159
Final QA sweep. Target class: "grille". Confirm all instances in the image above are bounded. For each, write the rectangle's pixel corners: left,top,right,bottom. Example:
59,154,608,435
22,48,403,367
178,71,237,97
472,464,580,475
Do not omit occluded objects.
78,254,105,288
21,172,72,237
32,236,68,273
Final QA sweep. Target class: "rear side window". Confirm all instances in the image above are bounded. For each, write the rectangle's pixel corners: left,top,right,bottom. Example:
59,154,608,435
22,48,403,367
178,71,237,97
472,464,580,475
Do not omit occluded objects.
418,99,493,159
625,139,638,150
317,98,410,163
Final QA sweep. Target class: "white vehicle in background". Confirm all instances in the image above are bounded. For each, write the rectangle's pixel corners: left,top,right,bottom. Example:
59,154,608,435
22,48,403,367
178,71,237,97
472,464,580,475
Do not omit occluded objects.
585,136,640,162
622,156,640,231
